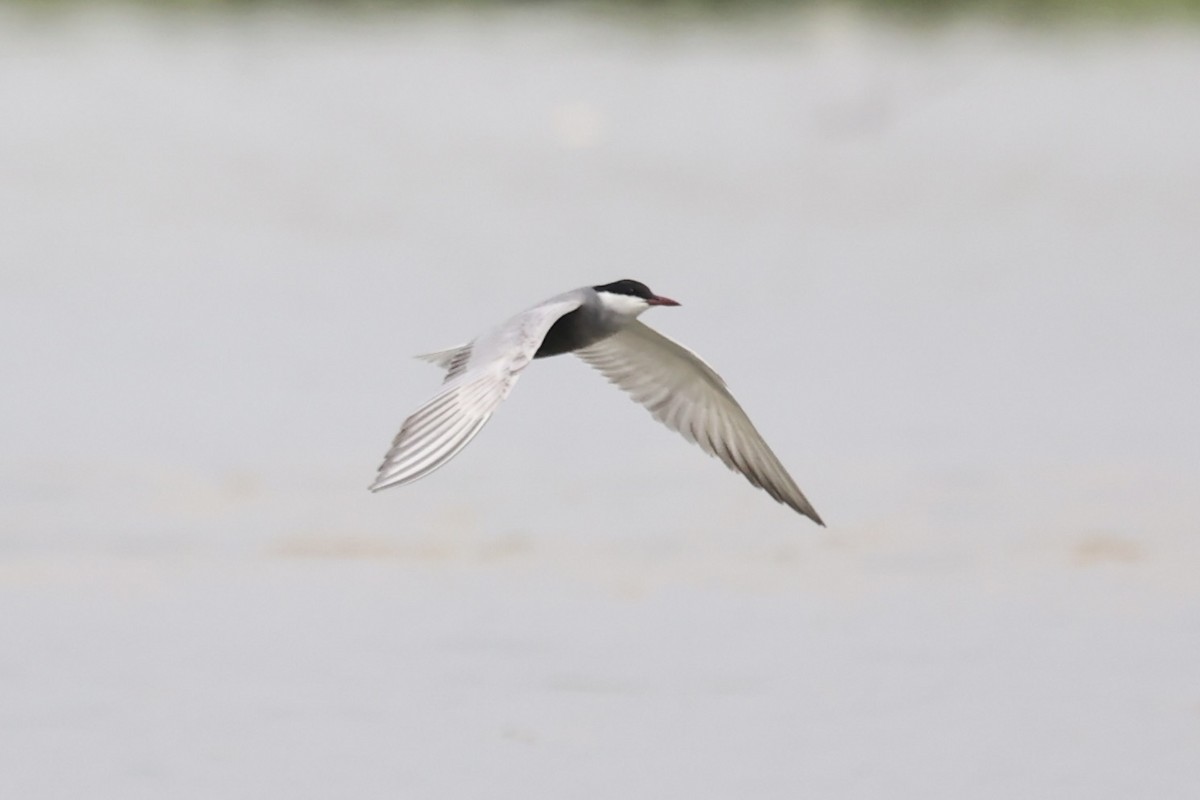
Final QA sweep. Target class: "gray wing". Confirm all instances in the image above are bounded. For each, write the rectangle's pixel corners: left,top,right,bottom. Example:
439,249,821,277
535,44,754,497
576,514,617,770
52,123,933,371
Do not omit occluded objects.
370,296,583,492
576,321,824,524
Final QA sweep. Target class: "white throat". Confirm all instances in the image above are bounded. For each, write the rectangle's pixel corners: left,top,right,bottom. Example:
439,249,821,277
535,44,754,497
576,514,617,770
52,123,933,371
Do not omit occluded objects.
597,291,650,319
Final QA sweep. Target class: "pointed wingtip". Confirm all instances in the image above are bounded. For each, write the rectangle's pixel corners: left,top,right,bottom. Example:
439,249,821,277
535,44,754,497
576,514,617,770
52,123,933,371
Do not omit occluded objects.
794,502,825,527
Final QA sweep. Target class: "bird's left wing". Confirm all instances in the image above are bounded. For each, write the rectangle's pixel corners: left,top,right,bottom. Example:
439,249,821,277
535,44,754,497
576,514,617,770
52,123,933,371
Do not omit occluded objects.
369,297,583,492
576,321,823,524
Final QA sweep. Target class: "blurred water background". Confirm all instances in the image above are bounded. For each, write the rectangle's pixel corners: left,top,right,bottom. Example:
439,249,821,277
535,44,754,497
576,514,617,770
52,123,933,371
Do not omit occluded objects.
1,2,1198,798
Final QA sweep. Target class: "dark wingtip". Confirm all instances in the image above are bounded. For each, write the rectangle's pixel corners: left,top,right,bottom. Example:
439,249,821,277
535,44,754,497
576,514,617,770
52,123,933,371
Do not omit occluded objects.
796,503,825,527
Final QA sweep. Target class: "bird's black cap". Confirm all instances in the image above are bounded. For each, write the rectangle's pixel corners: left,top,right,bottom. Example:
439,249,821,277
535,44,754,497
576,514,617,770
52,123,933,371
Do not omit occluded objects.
592,279,656,300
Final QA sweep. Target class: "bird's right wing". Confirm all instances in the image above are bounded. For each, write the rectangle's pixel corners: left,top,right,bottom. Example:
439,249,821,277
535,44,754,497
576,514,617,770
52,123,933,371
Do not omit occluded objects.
576,321,823,524
370,297,583,492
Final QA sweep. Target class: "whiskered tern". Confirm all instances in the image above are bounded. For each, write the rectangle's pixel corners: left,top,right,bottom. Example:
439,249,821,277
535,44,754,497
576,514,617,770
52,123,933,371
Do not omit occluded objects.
370,280,823,524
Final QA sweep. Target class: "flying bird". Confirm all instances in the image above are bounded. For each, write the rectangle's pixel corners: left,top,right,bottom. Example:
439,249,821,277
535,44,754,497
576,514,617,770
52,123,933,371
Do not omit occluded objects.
370,280,823,524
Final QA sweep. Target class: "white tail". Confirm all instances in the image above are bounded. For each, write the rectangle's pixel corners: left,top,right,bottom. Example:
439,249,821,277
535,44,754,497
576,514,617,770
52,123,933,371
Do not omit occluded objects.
414,344,473,382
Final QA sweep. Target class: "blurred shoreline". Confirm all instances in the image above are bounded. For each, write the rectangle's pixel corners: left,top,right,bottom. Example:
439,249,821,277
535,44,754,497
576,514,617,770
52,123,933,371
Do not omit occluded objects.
4,0,1200,25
